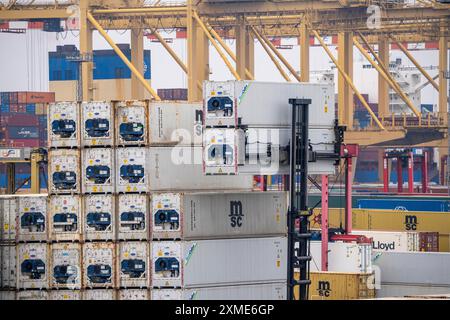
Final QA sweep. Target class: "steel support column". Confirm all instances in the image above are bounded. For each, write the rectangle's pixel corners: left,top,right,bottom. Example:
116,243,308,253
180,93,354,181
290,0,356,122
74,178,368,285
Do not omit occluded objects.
131,28,145,100
408,151,414,194
345,157,353,234
6,163,15,195
80,0,93,101
236,16,248,80
397,158,403,193
321,175,329,272
378,35,390,117
383,155,389,193
300,22,310,82
30,153,41,194
422,151,428,194
439,29,449,124
338,32,354,128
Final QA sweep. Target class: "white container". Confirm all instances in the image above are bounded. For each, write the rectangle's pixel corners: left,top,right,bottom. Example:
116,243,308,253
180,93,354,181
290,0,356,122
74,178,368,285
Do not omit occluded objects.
49,195,82,242
152,283,287,300
117,194,148,241
17,243,49,289
84,194,115,241
310,242,373,273
81,101,114,147
148,146,254,191
50,243,82,289
82,289,116,300
0,196,17,242
1,245,16,289
118,289,149,300
117,242,149,288
83,243,115,289
116,147,148,193
116,100,149,146
49,290,82,300
48,102,80,148
148,101,203,146
151,237,287,288
82,148,115,194
0,290,16,300
49,149,81,194
150,191,287,240
352,230,420,252
17,195,48,242
16,290,49,300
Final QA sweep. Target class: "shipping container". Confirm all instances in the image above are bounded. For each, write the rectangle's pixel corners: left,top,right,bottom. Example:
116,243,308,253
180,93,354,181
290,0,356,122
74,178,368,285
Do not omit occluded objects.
1,245,16,289
419,232,439,252
82,242,116,289
18,92,55,104
352,230,419,252
82,289,116,300
151,283,287,300
117,242,149,288
148,146,254,191
1,114,39,126
49,290,81,300
17,243,49,289
115,100,148,146
82,148,115,194
48,102,79,148
150,191,287,240
49,195,82,242
117,194,148,241
310,242,373,273
17,195,48,242
116,147,148,193
148,101,203,146
84,194,115,242
0,196,17,242
0,290,16,300
151,237,287,288
50,243,82,289
7,126,39,139
156,89,188,101
16,290,49,300
48,149,81,194
81,101,114,147
118,289,149,300
357,199,450,213
377,284,450,298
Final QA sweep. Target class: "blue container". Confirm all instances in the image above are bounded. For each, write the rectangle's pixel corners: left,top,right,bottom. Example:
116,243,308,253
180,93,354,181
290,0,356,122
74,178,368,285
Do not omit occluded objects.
1,105,10,113
0,92,9,104
26,104,36,114
8,126,40,139
357,199,450,212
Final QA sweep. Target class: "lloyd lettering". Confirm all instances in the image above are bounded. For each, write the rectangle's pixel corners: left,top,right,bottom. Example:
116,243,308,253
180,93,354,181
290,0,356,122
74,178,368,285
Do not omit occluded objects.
229,201,244,228
372,241,396,251
405,215,418,231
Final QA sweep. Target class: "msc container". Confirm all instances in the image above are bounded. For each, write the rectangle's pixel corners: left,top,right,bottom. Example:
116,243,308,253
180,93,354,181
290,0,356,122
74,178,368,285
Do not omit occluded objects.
82,289,116,300
150,191,287,240
50,243,82,289
151,283,287,300
82,148,115,194
83,242,116,289
116,147,148,193
118,289,149,300
148,146,254,191
352,230,419,252
16,290,49,300
117,194,148,241
115,100,149,146
49,195,82,242
0,196,17,242
17,243,49,289
148,101,203,146
295,271,375,300
81,101,114,147
357,199,450,213
17,195,48,242
84,194,115,241
49,290,81,300
117,242,149,288
151,237,287,288
0,290,16,300
48,102,79,148
1,245,16,289
310,242,373,273
49,149,81,194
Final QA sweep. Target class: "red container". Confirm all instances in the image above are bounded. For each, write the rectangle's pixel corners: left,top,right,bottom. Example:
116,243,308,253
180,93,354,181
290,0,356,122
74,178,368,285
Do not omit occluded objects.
17,104,27,113
4,114,39,126
8,139,40,148
17,92,55,104
9,104,19,113
419,232,439,252
28,21,45,29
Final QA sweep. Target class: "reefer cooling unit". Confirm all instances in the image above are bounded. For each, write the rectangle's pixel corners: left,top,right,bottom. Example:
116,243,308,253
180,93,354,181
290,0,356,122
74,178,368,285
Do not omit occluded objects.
82,148,115,194
116,147,148,193
117,242,149,288
81,101,114,147
82,242,115,289
116,100,148,146
49,195,82,242
117,194,148,240
17,243,49,289
17,195,48,242
48,102,80,148
49,149,81,194
50,243,82,289
84,194,115,241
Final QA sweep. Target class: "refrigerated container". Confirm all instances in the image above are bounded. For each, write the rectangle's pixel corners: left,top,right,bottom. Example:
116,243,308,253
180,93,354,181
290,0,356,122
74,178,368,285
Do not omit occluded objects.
17,195,48,242
115,100,148,146
48,149,80,194
50,243,82,289
1,245,16,289
17,243,49,289
0,290,16,300
49,195,82,242
49,290,81,300
151,237,287,288
118,289,149,300
48,102,79,148
82,242,115,289
81,101,114,147
117,241,149,288
117,194,148,240
0,196,17,242
84,194,115,241
16,290,49,300
352,230,419,252
116,147,148,193
82,148,115,194
150,191,287,240
377,284,450,298
82,289,116,300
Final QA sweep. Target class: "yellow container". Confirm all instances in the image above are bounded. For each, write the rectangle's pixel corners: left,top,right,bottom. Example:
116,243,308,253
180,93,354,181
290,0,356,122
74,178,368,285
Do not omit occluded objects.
295,271,375,300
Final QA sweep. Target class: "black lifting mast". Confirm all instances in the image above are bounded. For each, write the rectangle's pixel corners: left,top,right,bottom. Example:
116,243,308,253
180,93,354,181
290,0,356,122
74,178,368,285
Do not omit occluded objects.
287,98,313,300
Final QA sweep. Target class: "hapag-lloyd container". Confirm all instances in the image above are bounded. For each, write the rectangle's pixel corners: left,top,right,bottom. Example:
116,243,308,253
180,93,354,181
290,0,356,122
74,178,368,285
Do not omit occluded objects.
117,242,149,288
1,245,16,289
82,148,115,194
151,283,287,300
352,230,419,252
148,101,203,146
49,149,81,194
81,101,114,147
0,196,17,242
118,289,149,300
82,289,116,300
49,195,82,242
17,243,49,289
117,194,148,240
151,237,287,288
116,147,148,193
83,242,116,289
116,100,149,146
17,195,48,242
150,191,287,240
148,146,254,191
49,290,82,300
48,102,79,148
84,194,115,241
50,243,82,289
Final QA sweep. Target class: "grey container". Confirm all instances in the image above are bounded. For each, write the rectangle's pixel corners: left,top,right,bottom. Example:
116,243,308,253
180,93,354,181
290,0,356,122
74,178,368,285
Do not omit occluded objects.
81,101,114,147
17,195,48,242
0,196,17,242
48,149,81,195
49,290,82,300
151,237,287,288
82,289,116,300
150,191,287,240
148,146,254,191
17,243,49,289
1,245,16,289
0,290,16,300
17,290,49,300
115,100,149,147
82,148,115,194
48,102,80,149
84,194,115,241
377,283,450,298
